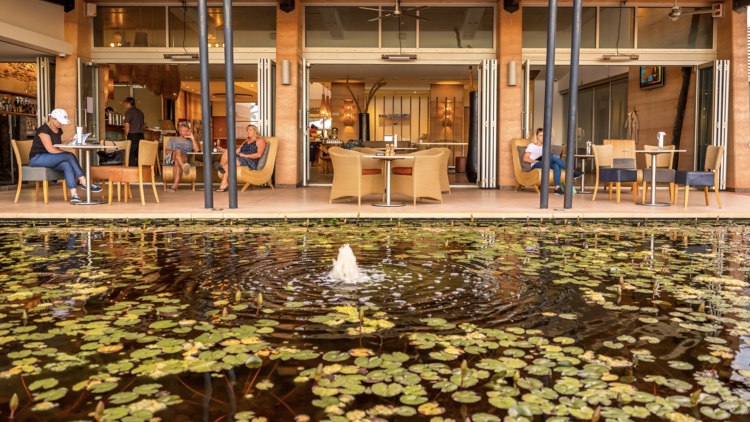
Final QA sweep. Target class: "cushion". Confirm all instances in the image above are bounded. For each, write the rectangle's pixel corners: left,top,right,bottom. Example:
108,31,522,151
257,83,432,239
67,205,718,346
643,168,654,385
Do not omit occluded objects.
642,168,676,184
362,168,382,175
518,146,532,172
21,166,65,182
599,168,638,183
613,158,635,169
392,167,413,175
256,142,271,171
675,170,715,187
344,140,363,150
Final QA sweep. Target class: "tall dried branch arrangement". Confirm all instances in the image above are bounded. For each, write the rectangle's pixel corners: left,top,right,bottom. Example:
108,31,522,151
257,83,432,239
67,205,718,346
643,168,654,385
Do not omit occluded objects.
345,76,362,115
364,78,387,112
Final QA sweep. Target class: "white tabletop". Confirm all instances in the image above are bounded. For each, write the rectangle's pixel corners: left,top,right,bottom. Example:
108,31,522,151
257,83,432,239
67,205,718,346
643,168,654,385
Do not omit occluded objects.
625,150,686,153
364,155,410,160
54,144,116,149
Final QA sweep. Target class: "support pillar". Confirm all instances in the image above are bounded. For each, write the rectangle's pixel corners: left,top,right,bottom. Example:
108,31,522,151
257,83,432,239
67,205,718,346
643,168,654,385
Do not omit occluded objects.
275,5,303,188
55,0,91,138
718,1,750,191
497,3,523,188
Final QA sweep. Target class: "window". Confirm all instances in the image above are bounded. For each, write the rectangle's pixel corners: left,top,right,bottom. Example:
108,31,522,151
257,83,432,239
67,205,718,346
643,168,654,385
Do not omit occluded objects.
418,7,493,49
169,6,276,48
599,7,634,49
637,8,712,49
522,7,596,49
305,7,379,48
94,7,166,48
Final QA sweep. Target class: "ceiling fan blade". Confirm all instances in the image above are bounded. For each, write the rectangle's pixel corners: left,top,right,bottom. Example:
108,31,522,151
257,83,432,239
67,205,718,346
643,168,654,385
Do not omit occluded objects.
359,7,383,11
403,13,429,21
402,5,430,13
368,16,384,21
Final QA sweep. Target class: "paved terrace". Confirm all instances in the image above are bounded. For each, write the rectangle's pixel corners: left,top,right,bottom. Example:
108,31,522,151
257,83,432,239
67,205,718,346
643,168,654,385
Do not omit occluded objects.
2,184,748,220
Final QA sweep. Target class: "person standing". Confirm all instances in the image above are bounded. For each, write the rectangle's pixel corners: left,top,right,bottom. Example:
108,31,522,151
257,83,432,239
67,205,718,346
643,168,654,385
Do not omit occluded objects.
123,97,145,166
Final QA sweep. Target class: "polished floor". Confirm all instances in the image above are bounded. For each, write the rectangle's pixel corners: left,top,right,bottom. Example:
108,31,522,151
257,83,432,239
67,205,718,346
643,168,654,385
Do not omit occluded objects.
2,180,746,220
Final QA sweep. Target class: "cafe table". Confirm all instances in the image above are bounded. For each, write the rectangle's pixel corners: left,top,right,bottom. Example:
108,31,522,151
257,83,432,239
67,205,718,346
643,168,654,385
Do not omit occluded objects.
574,154,594,194
625,149,686,206
187,151,224,191
54,143,116,205
364,155,412,207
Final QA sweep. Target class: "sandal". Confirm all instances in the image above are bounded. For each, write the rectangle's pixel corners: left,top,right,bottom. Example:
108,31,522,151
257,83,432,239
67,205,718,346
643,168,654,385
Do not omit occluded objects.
165,187,177,193
215,187,228,192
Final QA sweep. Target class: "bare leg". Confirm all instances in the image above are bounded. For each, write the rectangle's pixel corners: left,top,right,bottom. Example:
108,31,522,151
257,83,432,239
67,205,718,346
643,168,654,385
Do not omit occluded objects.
171,150,185,189
218,160,240,190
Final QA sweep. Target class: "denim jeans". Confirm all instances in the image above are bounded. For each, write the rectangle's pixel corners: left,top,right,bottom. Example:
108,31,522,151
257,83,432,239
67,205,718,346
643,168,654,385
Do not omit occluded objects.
531,154,566,187
29,152,84,190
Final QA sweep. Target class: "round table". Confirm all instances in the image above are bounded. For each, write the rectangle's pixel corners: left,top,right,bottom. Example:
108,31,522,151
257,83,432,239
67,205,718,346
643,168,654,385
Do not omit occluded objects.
364,155,411,207
574,154,594,194
186,151,224,191
625,149,686,206
54,143,117,205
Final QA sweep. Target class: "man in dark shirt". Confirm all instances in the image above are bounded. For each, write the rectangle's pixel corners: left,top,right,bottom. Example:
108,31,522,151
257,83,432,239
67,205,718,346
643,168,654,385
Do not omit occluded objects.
123,97,145,166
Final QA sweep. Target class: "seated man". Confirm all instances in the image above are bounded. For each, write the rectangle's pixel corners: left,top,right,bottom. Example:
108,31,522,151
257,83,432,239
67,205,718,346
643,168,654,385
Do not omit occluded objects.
164,122,200,192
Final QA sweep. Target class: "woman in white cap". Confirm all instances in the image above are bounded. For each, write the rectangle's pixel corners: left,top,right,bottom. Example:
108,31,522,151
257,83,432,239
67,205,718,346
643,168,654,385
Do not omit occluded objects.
28,109,101,204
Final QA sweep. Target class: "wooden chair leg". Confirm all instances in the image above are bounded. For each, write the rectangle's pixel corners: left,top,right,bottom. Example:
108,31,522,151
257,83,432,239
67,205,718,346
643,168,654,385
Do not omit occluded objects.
592,178,600,201
632,182,637,203
241,182,251,192
35,181,40,201
139,182,146,206
608,183,613,200
704,186,710,206
108,180,113,205
515,183,521,191
267,181,275,190
62,181,68,201
117,182,121,202
192,181,195,191
124,184,129,203
715,186,722,209
683,185,690,208
14,181,22,203
151,168,160,204
43,181,49,204
533,185,540,194
615,182,621,204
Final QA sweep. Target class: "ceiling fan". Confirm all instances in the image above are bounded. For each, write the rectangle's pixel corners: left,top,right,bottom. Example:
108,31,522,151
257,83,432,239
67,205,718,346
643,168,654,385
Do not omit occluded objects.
667,0,724,21
360,1,430,22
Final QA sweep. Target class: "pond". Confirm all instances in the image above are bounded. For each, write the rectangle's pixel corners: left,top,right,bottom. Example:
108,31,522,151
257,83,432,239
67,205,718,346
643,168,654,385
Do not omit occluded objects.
0,219,749,422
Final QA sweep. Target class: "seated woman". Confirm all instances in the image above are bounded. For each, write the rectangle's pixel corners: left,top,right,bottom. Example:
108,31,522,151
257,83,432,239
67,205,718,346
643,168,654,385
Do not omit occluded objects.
29,109,100,204
523,128,582,196
213,124,266,192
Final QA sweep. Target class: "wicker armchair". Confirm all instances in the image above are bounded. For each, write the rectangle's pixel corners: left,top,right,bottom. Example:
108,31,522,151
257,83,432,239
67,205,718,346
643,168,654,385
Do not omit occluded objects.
239,137,278,191
329,147,385,206
390,150,443,206
511,138,566,193
11,139,68,203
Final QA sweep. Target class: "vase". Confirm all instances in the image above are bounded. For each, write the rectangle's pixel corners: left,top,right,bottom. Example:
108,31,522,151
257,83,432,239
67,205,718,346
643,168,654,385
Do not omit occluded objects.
358,113,370,142
466,91,479,183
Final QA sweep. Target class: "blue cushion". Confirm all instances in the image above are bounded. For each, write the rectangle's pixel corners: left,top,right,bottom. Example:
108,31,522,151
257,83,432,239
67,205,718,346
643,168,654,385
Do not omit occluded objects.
675,170,714,187
599,168,637,183
21,166,65,182
643,168,676,184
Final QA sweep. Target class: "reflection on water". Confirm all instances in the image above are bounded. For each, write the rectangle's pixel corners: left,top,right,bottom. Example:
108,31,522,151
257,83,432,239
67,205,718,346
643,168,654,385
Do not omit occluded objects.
0,220,749,421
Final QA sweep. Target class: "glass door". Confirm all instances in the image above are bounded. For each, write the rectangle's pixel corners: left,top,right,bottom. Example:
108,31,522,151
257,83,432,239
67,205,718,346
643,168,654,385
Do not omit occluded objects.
695,63,714,172
302,59,311,186
77,58,99,142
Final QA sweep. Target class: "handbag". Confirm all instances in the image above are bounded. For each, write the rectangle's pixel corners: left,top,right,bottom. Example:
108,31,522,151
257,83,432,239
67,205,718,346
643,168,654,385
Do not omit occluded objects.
97,140,126,166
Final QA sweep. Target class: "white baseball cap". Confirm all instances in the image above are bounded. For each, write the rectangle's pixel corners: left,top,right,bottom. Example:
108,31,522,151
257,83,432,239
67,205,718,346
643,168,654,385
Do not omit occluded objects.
49,109,71,125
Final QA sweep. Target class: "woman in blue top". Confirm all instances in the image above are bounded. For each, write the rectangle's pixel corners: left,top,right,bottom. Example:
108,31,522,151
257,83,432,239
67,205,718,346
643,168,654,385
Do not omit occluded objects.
214,124,266,192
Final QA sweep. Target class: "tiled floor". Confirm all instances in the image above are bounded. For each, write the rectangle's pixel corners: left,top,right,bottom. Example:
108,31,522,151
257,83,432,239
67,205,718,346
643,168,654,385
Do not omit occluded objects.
1,182,745,220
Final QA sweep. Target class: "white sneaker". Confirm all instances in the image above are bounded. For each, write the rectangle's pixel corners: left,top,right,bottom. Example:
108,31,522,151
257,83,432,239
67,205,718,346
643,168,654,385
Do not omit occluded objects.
182,163,191,176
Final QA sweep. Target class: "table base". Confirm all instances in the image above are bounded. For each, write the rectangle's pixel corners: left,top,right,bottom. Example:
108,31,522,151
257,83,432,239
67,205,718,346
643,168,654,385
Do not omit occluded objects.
576,191,594,194
636,202,672,207
75,200,101,206
373,202,405,207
